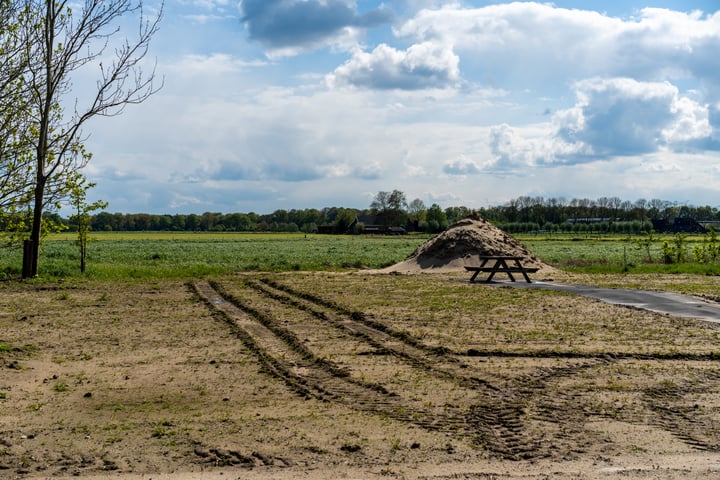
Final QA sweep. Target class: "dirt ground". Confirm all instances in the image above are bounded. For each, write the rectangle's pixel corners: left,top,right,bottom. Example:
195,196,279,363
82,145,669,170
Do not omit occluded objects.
2,271,720,480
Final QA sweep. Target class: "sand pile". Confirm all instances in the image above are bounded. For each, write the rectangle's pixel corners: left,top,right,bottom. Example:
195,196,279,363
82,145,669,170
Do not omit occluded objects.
382,214,550,273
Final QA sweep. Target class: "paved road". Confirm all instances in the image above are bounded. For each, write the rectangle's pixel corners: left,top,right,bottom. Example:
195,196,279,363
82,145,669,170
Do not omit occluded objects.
495,281,720,324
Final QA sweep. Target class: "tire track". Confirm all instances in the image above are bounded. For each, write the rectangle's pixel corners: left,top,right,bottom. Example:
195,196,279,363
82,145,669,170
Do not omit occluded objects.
244,277,682,459
251,277,499,392
251,277,633,457
191,281,470,434
642,368,720,451
192,277,720,459
192,279,553,459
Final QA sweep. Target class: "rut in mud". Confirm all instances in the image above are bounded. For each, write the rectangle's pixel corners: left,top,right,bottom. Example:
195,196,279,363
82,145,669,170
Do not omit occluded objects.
191,278,720,460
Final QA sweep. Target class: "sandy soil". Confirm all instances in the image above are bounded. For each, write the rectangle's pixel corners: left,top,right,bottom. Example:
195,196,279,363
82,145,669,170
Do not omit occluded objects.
3,219,720,479
1,271,720,480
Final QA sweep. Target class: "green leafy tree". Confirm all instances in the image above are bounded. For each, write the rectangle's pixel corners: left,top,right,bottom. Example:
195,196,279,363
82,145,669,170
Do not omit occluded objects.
634,230,657,263
20,0,163,277
69,173,107,273
425,203,448,232
0,2,34,221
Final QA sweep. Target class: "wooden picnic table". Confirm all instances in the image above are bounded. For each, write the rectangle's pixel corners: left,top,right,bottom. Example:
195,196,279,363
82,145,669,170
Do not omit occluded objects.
464,255,539,283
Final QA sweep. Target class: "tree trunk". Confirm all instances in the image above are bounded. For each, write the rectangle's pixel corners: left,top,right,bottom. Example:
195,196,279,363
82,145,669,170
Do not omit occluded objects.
22,240,34,278
80,233,86,273
22,179,45,278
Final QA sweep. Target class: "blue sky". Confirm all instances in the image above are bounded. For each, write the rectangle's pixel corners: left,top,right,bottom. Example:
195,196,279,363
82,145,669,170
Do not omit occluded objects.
79,0,720,214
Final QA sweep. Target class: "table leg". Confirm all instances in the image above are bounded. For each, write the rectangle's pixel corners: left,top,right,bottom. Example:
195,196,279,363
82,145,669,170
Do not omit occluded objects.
514,259,532,283
471,257,490,282
500,259,515,282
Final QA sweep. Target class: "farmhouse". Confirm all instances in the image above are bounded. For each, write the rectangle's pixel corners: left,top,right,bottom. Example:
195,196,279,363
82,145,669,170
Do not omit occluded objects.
651,217,707,233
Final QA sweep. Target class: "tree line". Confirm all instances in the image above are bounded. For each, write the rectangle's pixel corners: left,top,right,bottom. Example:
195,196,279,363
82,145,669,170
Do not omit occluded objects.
483,196,719,233
37,193,719,235
57,204,466,234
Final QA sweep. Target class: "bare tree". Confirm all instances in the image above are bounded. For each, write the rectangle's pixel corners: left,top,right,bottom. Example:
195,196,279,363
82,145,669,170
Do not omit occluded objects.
370,190,407,227
407,198,426,224
21,0,163,277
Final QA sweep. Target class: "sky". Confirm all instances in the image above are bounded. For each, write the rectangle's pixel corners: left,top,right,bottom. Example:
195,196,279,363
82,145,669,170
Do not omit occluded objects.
77,0,720,215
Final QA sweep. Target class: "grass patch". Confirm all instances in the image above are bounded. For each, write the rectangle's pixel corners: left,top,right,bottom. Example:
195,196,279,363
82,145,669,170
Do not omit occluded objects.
0,232,429,280
3,230,720,281
53,382,70,393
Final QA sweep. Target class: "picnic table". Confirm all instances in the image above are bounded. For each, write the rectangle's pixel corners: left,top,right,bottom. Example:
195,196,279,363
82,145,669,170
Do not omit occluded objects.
465,255,539,283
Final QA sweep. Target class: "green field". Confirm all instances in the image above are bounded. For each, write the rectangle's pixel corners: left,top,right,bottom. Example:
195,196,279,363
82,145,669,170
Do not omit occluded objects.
1,231,719,280
520,233,720,275
0,232,431,279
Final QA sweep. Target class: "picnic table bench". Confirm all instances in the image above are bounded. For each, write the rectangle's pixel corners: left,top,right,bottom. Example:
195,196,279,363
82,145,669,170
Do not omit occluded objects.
465,255,539,283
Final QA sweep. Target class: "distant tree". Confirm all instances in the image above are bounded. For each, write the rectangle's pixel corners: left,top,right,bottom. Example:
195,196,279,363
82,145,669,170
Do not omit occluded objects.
333,208,358,233
171,214,186,231
200,212,219,231
444,206,472,224
270,209,289,224
634,198,648,224
92,211,115,231
370,189,407,226
407,198,426,229
221,212,248,231
425,203,448,232
370,191,390,213
134,214,150,230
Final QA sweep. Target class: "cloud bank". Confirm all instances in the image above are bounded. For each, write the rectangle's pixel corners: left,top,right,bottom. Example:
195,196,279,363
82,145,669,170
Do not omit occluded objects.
80,1,720,214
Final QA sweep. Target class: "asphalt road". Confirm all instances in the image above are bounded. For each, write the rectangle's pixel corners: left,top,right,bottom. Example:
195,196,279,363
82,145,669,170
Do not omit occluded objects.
495,281,720,323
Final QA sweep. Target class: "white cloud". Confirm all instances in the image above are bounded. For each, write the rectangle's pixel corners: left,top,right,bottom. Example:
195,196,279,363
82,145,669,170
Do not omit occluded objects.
326,42,460,90
395,3,720,95
663,95,713,145
443,155,482,175
169,53,267,74
182,14,227,24
482,78,715,170
555,78,713,156
169,193,204,210
179,0,231,10
487,124,574,170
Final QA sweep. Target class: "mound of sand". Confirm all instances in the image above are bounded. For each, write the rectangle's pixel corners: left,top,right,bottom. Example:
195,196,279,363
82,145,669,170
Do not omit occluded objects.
382,214,551,274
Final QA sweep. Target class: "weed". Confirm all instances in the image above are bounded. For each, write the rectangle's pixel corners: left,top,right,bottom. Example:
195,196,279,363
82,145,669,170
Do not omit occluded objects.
192,385,207,396
53,382,70,393
152,419,176,438
390,437,402,451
